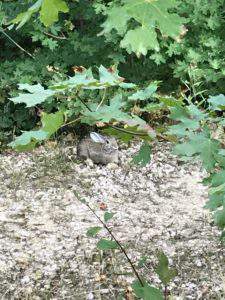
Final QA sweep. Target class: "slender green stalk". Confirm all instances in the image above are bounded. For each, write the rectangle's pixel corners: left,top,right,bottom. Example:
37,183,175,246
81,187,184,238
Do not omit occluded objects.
0,28,34,59
74,191,144,287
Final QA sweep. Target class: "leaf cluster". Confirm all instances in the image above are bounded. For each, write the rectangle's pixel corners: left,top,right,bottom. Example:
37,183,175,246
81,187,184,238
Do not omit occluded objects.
167,94,225,241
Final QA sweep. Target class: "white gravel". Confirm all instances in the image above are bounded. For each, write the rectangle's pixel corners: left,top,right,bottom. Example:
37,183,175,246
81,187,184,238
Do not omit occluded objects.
0,140,224,299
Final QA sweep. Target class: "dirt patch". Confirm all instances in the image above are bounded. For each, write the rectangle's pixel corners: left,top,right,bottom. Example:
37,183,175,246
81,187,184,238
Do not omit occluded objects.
0,141,224,299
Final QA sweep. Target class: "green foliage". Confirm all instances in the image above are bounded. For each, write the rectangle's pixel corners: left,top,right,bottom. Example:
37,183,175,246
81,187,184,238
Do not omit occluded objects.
9,111,63,151
132,280,164,300
10,84,55,107
8,66,154,155
208,94,225,111
12,0,69,28
104,212,115,222
82,95,129,124
40,0,69,27
128,83,158,101
11,0,42,29
155,251,177,285
86,227,102,237
167,94,225,240
8,130,48,151
97,239,119,250
79,194,175,299
132,142,152,167
101,0,185,56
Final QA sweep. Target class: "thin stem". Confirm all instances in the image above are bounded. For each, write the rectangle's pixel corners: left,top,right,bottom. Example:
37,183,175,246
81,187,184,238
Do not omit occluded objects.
74,192,144,287
0,28,34,59
164,285,168,300
75,93,92,112
96,88,107,111
44,31,67,40
60,117,81,128
110,125,148,137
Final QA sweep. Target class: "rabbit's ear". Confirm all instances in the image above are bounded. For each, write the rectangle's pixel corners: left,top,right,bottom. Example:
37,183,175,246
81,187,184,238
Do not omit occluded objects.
90,132,106,143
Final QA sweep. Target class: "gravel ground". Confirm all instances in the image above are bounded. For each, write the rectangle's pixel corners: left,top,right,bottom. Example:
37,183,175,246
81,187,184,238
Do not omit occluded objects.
0,139,224,300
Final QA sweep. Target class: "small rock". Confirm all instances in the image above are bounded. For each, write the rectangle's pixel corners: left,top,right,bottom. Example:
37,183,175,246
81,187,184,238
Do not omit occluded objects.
21,275,30,284
86,158,94,168
87,292,94,300
107,163,118,170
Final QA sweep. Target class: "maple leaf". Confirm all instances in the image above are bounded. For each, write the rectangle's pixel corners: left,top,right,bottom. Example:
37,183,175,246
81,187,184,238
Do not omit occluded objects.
9,111,64,151
100,6,130,35
155,251,177,285
11,0,42,29
102,0,185,56
121,26,158,56
82,94,129,123
10,84,55,107
40,0,69,27
132,142,152,166
129,82,158,101
8,130,48,151
208,94,225,111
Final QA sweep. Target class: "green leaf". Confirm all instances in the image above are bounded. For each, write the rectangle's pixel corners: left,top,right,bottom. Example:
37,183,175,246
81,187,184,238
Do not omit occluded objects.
99,65,124,86
208,94,225,111
100,6,130,35
51,67,136,91
104,212,115,222
173,141,198,156
169,105,189,121
102,127,134,143
218,149,225,156
51,69,98,90
129,83,158,101
86,227,102,237
125,0,184,38
199,138,219,171
40,0,69,27
119,82,137,89
97,239,119,250
132,280,164,300
121,26,158,56
205,194,224,211
188,104,207,121
158,96,183,107
209,183,225,195
173,133,219,171
214,207,225,229
9,111,64,150
82,94,129,123
102,0,185,56
220,231,225,244
155,251,177,285
11,0,42,29
143,284,164,300
10,84,55,107
168,124,188,137
41,111,64,136
211,170,225,187
8,130,48,151
132,142,151,167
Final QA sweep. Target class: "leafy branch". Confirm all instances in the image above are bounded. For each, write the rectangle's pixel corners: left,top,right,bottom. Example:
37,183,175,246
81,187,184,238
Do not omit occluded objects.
74,191,144,287
74,191,177,299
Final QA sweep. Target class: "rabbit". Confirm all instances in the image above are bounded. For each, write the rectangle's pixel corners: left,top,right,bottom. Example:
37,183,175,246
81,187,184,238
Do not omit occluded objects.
77,132,119,164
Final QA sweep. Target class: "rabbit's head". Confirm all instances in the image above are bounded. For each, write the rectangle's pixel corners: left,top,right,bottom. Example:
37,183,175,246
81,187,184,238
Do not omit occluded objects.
77,132,119,164
90,132,118,154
